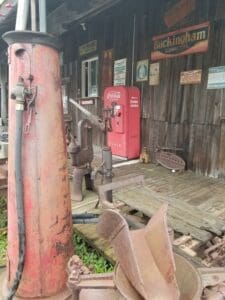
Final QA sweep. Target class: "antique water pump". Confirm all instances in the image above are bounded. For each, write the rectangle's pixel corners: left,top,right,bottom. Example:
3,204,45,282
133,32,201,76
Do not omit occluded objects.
68,99,113,202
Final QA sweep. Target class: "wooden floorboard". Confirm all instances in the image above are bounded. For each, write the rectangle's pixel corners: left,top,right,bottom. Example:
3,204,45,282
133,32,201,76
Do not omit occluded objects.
72,163,225,243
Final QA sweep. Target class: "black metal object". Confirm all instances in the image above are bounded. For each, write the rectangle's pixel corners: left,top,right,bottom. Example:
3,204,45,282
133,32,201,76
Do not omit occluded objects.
6,77,26,300
72,213,99,224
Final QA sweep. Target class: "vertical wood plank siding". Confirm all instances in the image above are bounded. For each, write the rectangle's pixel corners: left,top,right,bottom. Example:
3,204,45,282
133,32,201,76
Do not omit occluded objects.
61,0,225,178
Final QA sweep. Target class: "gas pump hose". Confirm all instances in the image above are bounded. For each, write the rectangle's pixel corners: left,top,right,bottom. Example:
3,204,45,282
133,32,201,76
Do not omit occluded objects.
6,83,26,299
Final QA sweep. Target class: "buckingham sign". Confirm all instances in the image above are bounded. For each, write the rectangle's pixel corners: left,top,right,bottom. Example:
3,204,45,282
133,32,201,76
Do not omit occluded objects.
151,22,209,61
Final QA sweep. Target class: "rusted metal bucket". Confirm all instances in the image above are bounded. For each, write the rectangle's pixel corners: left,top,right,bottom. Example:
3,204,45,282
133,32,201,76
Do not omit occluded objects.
113,254,202,300
68,206,203,299
175,254,202,300
98,205,202,300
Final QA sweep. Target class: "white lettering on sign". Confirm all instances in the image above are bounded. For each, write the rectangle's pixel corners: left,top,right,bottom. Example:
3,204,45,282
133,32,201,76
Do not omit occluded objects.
130,97,139,108
106,91,121,101
111,143,122,148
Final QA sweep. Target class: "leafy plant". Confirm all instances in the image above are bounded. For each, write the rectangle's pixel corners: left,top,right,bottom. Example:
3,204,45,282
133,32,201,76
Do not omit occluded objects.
73,233,114,273
0,196,7,266
0,196,7,229
0,229,7,266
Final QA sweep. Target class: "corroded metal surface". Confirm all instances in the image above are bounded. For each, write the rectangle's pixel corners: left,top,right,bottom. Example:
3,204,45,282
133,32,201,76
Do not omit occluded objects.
203,237,225,267
97,205,180,299
5,35,73,298
155,149,185,171
67,255,120,300
68,119,93,168
67,205,225,299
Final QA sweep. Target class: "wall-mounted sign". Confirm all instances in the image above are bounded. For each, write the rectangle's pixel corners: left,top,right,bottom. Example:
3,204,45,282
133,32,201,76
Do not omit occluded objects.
207,66,225,89
164,0,196,28
79,40,97,56
149,63,160,86
136,60,149,82
180,69,202,85
102,49,113,90
79,99,95,105
151,22,209,61
114,58,127,86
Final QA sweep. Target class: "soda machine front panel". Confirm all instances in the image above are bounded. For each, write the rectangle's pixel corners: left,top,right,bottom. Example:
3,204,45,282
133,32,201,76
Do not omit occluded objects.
104,86,140,159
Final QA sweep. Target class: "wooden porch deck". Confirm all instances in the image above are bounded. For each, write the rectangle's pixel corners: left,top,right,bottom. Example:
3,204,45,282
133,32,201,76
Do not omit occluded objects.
72,162,225,244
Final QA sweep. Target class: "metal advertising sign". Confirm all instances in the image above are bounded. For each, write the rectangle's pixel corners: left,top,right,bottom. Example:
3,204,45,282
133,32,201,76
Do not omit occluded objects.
79,40,97,56
149,63,160,86
151,22,209,61
136,60,149,82
114,58,127,86
180,69,202,85
207,66,225,89
164,0,196,28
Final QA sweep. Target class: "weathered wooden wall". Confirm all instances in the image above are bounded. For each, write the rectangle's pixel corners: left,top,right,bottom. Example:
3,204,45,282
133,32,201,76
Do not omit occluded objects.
61,0,225,178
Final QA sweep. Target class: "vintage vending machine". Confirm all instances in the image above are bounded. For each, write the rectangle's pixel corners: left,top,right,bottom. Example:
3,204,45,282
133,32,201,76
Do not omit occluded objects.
104,86,140,159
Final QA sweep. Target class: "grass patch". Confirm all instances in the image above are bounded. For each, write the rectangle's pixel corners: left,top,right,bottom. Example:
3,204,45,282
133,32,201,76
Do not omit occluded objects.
0,232,114,272
0,196,7,229
0,196,7,266
0,229,7,266
73,233,114,273
0,198,114,273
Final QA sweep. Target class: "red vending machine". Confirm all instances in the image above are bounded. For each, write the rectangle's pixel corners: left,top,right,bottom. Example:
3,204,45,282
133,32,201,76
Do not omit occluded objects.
104,86,140,159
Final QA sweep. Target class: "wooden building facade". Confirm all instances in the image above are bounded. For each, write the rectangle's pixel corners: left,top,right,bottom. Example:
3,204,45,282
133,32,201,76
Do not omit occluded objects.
59,0,225,178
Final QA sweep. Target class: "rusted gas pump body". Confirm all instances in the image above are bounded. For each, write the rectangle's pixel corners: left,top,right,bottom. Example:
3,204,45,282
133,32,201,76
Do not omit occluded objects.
3,31,73,299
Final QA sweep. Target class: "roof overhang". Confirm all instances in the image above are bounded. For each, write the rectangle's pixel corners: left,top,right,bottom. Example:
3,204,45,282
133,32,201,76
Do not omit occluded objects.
47,0,123,35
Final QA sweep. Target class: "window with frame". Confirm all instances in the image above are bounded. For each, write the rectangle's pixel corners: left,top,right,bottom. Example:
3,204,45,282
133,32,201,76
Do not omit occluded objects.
81,57,99,98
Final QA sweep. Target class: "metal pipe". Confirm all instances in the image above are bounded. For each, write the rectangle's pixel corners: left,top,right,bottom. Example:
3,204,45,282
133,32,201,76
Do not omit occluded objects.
1,82,7,124
73,218,99,224
73,167,88,202
102,146,113,202
15,0,30,30
69,98,105,132
131,14,136,86
72,213,99,219
0,64,7,124
38,0,47,32
30,0,37,31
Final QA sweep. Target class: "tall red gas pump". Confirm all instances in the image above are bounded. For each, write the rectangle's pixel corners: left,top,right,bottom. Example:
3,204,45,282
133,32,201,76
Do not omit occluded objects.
104,86,141,159
2,30,73,300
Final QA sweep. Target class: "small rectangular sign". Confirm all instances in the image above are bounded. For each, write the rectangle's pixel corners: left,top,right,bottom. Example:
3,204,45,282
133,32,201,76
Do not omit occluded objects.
136,60,149,82
207,66,225,89
180,69,202,85
79,40,97,56
151,22,209,61
79,99,95,105
149,63,160,86
114,58,127,86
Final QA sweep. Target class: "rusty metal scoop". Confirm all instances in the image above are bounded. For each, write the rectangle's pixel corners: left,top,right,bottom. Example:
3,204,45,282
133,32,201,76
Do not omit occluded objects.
97,204,180,299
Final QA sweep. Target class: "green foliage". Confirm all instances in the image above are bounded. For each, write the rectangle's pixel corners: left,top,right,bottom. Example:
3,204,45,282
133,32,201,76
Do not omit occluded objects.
0,196,7,266
0,229,7,266
0,199,114,272
73,233,114,274
0,196,7,228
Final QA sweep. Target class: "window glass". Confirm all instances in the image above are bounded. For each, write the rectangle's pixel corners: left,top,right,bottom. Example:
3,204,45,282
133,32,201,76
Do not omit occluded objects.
82,57,98,97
